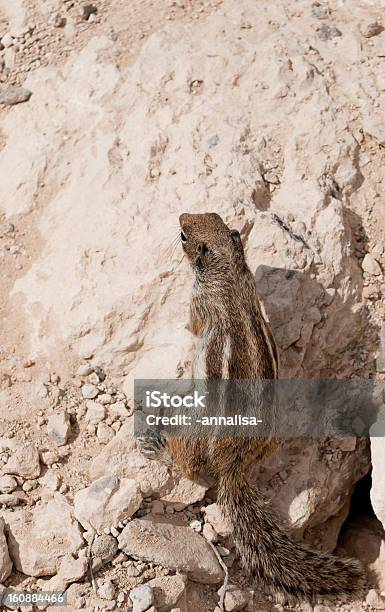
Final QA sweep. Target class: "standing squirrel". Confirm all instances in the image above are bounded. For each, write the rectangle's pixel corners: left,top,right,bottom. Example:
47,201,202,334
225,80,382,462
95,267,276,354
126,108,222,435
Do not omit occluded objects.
144,212,364,599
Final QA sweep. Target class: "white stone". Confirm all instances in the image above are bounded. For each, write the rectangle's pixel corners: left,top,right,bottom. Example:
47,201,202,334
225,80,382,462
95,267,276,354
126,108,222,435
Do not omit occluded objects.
362,253,382,275
40,553,88,591
81,383,99,399
47,411,71,446
74,475,142,532
0,475,18,493
1,33,14,48
371,435,385,530
223,585,249,611
203,503,233,537
147,575,187,611
76,364,93,376
4,494,83,576
85,400,105,423
108,401,130,418
97,422,115,444
3,444,40,479
130,584,154,612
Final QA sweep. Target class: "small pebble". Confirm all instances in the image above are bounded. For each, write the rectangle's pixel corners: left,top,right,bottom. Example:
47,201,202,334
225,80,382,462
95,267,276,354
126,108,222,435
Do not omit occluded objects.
360,20,383,38
81,383,99,399
76,364,93,377
1,33,14,48
317,25,342,40
0,86,32,106
129,584,154,612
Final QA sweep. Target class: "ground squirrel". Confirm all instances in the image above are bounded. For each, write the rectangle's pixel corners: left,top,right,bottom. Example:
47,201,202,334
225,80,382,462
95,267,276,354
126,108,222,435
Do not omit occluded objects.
144,212,364,599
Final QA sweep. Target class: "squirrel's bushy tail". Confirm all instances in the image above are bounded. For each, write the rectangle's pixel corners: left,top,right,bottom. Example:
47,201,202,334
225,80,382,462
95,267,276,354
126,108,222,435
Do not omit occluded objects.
217,471,364,598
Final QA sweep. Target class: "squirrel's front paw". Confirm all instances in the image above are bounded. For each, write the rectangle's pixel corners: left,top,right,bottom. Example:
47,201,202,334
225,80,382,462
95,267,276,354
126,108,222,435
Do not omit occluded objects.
137,430,167,460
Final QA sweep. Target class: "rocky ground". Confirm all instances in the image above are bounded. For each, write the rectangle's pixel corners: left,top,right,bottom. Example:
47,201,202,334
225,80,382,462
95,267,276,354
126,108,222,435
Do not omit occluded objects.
1,0,385,611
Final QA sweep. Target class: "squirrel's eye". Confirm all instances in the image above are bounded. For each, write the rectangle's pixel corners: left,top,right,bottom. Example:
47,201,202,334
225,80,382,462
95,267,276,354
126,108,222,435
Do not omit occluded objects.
181,231,187,243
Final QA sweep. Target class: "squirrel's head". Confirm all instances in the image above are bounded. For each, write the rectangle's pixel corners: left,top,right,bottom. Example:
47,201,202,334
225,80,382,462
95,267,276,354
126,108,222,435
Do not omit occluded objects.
179,212,247,281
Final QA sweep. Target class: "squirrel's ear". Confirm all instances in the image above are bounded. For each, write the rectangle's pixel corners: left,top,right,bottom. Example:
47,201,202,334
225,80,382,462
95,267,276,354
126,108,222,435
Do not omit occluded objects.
230,229,246,265
230,229,243,248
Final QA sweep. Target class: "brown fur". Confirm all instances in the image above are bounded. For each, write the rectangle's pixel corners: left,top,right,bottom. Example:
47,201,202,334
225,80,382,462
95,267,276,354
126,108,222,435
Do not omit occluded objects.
166,212,364,598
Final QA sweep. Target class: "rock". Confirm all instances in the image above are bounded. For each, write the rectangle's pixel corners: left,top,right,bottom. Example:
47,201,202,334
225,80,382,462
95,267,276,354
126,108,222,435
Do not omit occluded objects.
1,33,14,48
317,25,342,40
3,443,40,479
40,553,88,591
161,477,207,509
129,584,154,612
90,421,171,496
202,522,218,542
99,579,116,600
118,519,223,583
0,475,18,493
190,520,202,532
88,371,100,385
98,393,112,405
151,500,164,514
81,383,99,399
0,86,32,106
76,364,93,376
362,253,381,276
0,492,27,507
252,437,370,548
147,575,186,611
40,450,60,466
223,585,249,611
47,411,71,446
74,475,142,532
360,20,384,38
371,435,385,530
0,517,12,582
4,494,83,576
85,400,105,423
108,400,130,418
338,516,385,592
39,470,61,491
91,533,118,562
203,504,233,537
313,606,334,612
366,589,385,609
97,422,115,444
